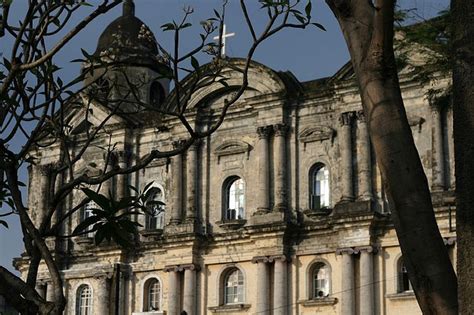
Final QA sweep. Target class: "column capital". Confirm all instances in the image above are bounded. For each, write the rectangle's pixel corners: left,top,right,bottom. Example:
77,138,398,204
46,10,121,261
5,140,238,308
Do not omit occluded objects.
114,149,132,164
444,237,456,245
336,247,355,255
339,111,355,126
356,110,366,123
180,263,201,271
269,255,291,263
188,139,202,151
273,123,289,137
257,125,273,139
251,256,270,264
172,139,187,149
38,163,53,176
354,245,378,254
164,265,180,272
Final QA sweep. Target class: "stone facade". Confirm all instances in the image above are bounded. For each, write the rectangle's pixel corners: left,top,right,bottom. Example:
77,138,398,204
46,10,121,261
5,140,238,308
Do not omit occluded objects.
16,4,456,315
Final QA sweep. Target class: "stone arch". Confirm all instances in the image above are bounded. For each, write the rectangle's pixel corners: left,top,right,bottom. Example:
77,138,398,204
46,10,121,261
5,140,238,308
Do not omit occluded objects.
73,281,94,315
140,274,163,311
305,257,333,299
215,264,246,305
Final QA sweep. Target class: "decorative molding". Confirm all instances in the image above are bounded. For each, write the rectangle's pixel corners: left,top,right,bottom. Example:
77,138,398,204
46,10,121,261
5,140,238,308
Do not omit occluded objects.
386,291,416,300
268,255,291,263
216,219,247,230
354,245,378,254
444,237,456,245
407,115,425,133
273,123,289,137
299,297,338,307
339,111,355,126
356,110,366,122
214,140,252,163
163,264,200,272
251,256,269,264
172,139,186,149
257,125,273,139
208,304,251,313
299,126,335,144
335,247,355,255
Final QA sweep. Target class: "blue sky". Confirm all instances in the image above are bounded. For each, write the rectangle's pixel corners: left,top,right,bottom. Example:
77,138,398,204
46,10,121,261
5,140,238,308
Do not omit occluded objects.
0,0,449,272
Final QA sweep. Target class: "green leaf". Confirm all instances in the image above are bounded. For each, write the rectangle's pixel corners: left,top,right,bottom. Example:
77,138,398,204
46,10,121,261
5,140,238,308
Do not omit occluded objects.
311,22,327,31
191,56,200,72
94,227,106,245
161,23,176,31
0,220,8,229
305,1,312,18
81,188,110,212
3,58,11,71
72,215,101,235
181,22,192,29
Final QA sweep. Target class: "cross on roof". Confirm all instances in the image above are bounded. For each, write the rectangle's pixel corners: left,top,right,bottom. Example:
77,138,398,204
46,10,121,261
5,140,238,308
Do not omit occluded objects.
213,24,235,57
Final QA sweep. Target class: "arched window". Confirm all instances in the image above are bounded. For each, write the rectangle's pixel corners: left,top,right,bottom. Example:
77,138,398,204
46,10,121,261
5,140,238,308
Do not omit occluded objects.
397,257,413,292
76,284,92,315
223,177,245,220
309,164,330,210
81,201,96,237
311,262,330,299
145,187,165,230
224,268,244,304
143,278,161,311
150,81,165,106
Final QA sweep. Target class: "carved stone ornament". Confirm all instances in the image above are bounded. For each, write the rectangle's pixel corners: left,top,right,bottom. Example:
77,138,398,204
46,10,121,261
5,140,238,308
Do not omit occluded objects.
257,125,273,139
299,126,335,144
339,111,355,126
214,140,252,163
274,123,290,137
407,115,426,133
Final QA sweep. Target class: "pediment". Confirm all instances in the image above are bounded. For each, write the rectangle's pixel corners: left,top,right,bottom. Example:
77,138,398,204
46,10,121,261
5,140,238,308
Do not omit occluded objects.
214,140,252,162
299,126,335,143
67,94,125,134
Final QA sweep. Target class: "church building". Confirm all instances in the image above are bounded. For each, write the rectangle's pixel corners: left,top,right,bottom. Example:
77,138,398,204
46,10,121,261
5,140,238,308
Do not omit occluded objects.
15,2,456,315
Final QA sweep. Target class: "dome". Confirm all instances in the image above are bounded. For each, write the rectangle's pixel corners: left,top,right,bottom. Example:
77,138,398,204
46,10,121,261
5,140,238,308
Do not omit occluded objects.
93,0,159,66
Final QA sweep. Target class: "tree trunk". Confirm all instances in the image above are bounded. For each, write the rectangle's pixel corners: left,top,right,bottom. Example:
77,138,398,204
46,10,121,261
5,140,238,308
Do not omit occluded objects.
326,0,458,313
452,0,474,314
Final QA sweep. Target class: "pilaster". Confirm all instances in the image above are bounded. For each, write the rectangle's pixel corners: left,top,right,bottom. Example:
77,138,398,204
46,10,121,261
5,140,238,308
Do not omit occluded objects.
273,123,289,212
256,126,272,213
339,112,355,202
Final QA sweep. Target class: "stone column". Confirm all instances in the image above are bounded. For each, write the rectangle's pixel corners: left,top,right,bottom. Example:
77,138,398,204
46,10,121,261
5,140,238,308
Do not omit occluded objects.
186,142,199,221
171,141,184,224
356,111,373,200
46,282,54,302
337,248,355,315
115,150,129,200
252,256,270,315
273,124,289,212
431,105,445,191
96,277,110,315
183,265,197,315
166,267,181,315
100,155,113,198
339,112,354,202
37,164,51,227
357,246,375,315
257,126,272,213
272,256,288,315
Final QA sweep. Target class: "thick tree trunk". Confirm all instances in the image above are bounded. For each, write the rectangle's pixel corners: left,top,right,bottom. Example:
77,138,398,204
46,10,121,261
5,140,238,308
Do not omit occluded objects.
326,0,458,314
452,1,474,314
